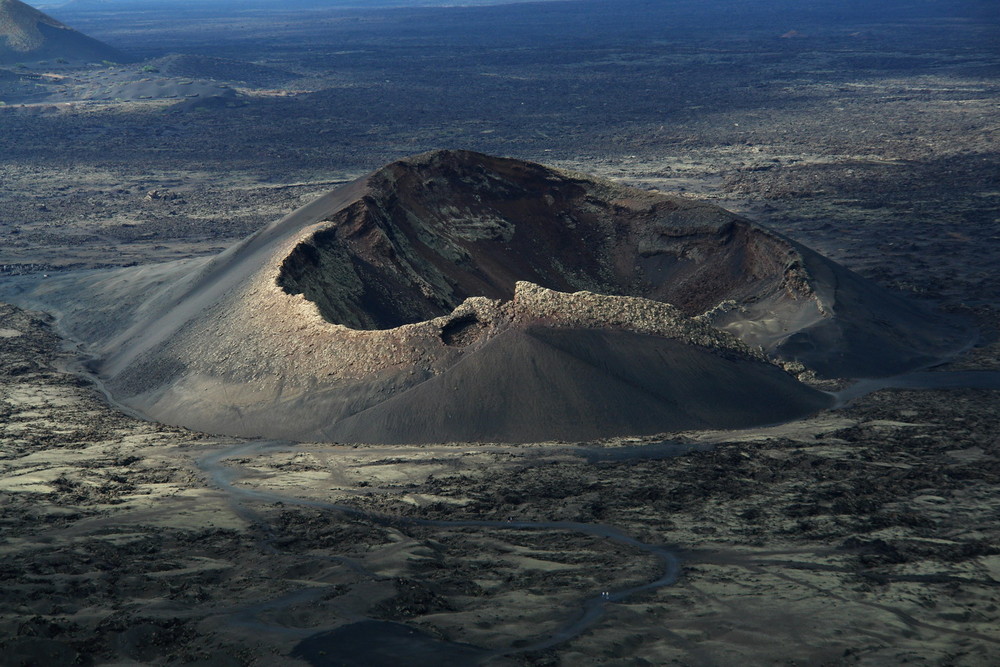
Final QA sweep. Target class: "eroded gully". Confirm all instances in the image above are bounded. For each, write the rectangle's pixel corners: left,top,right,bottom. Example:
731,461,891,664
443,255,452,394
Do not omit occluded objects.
197,439,683,661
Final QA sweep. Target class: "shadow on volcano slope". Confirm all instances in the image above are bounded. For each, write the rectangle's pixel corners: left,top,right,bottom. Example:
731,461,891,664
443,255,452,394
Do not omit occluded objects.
0,0,128,64
2,150,966,443
325,326,832,445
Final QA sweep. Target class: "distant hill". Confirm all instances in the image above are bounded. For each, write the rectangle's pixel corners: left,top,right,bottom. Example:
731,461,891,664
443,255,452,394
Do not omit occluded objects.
144,54,297,87
0,0,126,64
35,0,550,9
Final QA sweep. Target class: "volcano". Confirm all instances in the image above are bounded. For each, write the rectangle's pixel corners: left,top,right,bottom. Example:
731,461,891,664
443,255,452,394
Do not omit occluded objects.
8,150,967,443
0,0,125,64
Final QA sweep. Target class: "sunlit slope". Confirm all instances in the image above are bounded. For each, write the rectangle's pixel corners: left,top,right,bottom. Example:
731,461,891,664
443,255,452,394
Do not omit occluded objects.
0,0,125,63
6,151,966,443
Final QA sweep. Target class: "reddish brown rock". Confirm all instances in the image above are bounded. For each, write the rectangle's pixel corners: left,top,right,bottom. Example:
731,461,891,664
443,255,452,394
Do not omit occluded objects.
7,150,965,443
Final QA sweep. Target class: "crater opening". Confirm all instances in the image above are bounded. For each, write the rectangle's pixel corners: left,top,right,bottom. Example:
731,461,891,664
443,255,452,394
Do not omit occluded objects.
441,314,485,347
275,151,805,331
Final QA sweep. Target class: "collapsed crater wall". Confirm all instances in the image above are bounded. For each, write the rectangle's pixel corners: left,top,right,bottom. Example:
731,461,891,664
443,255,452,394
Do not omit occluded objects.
276,150,811,333
1,150,968,443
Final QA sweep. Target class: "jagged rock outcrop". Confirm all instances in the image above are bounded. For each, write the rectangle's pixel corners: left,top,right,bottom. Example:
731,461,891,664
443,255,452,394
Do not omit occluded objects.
6,150,966,443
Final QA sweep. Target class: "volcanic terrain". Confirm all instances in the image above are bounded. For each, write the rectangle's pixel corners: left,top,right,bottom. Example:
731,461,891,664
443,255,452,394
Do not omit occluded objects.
0,0,124,64
5,150,966,443
0,2,998,664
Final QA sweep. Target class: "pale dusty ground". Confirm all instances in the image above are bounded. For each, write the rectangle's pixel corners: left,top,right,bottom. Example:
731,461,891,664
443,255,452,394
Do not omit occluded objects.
1,302,999,665
1,6,998,662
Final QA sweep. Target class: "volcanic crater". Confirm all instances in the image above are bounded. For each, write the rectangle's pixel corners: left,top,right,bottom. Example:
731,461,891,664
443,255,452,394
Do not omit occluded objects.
6,150,967,443
275,154,809,333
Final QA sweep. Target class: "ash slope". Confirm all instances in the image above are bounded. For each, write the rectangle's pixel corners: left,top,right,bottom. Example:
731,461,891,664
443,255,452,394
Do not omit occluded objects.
5,151,964,443
0,0,125,64
327,326,832,445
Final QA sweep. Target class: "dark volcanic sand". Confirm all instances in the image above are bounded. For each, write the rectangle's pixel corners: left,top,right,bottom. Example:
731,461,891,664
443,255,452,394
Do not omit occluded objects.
0,151,964,445
325,326,832,444
0,301,998,665
0,1,997,664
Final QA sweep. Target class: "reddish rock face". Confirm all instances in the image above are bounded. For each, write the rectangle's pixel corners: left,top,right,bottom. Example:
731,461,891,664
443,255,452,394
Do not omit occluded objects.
277,150,804,331
5,150,966,443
